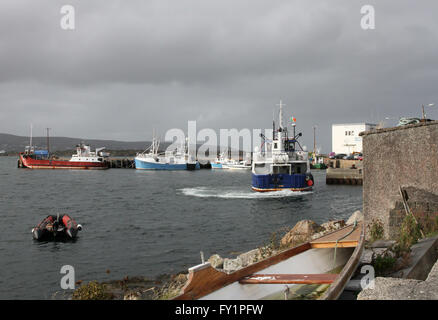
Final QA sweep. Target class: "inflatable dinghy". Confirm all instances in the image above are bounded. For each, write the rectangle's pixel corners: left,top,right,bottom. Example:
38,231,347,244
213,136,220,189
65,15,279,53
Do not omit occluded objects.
32,214,82,241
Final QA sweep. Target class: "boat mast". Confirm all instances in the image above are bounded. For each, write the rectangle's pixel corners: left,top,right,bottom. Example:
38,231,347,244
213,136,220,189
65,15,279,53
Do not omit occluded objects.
46,128,51,154
272,109,276,140
276,100,285,151
29,124,33,152
278,100,284,131
152,129,157,155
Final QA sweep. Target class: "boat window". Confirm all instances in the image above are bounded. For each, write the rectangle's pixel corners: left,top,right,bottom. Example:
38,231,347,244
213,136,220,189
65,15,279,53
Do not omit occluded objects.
273,165,290,174
292,163,307,174
98,158,103,162
254,163,271,175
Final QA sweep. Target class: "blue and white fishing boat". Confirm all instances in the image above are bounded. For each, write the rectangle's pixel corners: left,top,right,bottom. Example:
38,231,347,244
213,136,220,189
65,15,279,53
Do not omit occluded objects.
251,101,314,192
211,151,251,170
135,137,200,170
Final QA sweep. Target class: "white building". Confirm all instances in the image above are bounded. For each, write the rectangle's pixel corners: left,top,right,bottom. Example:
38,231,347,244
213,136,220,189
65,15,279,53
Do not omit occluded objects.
332,123,377,155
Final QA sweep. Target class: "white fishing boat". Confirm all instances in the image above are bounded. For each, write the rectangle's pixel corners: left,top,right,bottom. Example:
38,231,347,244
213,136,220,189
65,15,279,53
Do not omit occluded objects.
135,136,200,170
211,152,251,170
174,222,364,300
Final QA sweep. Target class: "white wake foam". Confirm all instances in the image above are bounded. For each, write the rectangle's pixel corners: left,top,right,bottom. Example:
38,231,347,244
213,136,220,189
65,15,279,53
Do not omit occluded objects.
179,187,313,199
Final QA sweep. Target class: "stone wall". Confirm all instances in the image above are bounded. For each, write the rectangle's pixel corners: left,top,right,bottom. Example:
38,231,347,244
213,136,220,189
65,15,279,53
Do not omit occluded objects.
361,121,438,239
388,187,438,239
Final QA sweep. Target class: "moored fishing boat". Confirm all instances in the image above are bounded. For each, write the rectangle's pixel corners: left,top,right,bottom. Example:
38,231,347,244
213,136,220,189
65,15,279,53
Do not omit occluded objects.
174,222,364,300
211,151,251,170
252,101,314,192
19,142,109,170
135,136,200,170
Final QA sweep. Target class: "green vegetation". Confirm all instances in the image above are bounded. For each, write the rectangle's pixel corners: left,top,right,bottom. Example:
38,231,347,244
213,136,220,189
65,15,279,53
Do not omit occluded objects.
72,281,114,300
393,214,422,256
371,213,428,275
152,274,187,300
368,219,384,243
373,253,397,276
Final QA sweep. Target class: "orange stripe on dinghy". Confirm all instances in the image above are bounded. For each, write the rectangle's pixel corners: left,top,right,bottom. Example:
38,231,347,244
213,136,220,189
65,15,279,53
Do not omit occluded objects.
239,273,338,284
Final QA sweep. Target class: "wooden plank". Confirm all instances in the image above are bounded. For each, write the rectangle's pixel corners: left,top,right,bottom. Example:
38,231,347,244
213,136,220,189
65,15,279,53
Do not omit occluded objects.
239,273,338,285
174,242,312,300
310,241,358,249
310,222,362,248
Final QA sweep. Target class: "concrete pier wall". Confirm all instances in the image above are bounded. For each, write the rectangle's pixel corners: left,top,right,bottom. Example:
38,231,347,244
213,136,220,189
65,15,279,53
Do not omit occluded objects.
326,168,363,185
360,121,438,239
324,158,362,169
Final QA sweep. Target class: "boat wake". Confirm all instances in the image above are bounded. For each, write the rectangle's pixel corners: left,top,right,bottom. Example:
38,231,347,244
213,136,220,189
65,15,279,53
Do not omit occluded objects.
179,187,313,199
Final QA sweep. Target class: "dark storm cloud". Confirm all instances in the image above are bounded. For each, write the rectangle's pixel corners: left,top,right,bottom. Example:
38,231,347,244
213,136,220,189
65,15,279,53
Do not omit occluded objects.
0,0,437,151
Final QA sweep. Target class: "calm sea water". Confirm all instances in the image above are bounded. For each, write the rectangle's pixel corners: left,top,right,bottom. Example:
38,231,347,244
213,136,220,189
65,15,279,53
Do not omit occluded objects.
0,156,362,299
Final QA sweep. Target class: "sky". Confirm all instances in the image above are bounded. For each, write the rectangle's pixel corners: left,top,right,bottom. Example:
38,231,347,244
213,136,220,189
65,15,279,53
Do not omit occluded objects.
1,0,437,153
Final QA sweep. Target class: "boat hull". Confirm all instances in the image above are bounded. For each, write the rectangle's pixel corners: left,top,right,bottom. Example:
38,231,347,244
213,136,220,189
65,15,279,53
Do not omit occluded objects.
186,162,201,170
201,247,353,300
212,163,251,170
20,154,108,170
223,164,251,170
135,158,199,170
174,222,364,300
251,173,313,192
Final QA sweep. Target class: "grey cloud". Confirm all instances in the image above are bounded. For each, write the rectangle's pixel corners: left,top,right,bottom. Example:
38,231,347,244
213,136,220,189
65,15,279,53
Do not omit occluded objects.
0,0,437,152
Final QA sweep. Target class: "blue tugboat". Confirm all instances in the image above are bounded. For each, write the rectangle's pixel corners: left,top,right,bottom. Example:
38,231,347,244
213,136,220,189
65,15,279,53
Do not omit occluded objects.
251,101,314,192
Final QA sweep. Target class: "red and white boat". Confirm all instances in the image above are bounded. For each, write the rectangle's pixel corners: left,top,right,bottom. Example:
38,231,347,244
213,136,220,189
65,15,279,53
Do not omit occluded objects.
19,143,109,170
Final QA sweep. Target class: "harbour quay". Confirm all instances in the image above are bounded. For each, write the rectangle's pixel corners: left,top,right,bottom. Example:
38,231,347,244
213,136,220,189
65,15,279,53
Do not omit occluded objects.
105,158,135,169
325,166,363,185
323,159,363,185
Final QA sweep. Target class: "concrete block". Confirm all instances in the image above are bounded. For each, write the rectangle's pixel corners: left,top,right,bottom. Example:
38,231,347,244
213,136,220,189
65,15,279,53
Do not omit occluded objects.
370,240,396,248
360,249,373,265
